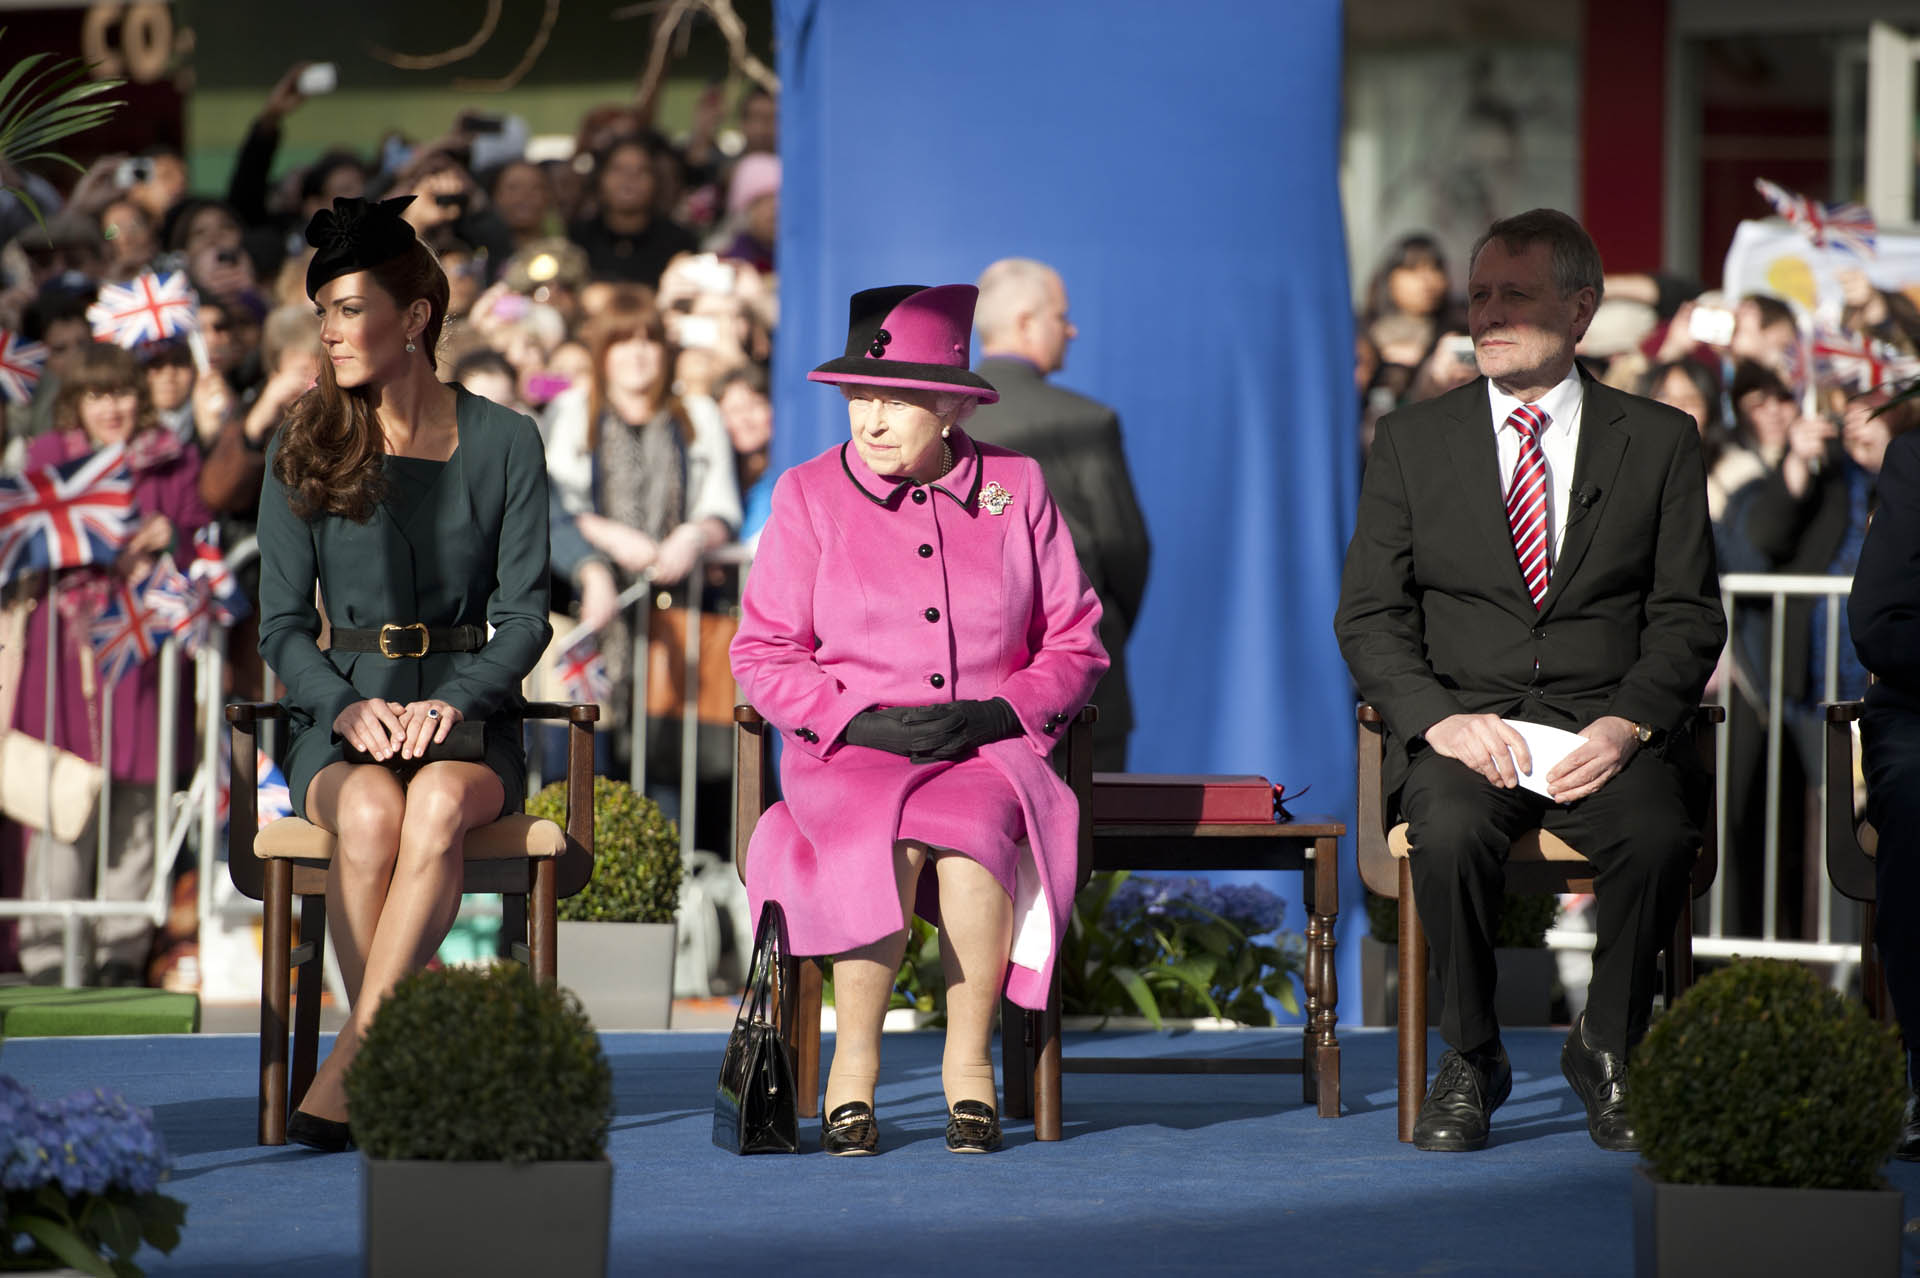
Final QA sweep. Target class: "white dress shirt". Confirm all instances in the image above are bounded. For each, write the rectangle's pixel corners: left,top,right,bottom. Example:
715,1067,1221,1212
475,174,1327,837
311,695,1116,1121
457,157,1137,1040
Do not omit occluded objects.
1487,368,1585,562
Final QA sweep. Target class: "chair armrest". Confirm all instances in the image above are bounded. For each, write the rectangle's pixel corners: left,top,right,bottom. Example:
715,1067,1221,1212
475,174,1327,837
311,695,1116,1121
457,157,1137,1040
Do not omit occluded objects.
1824,699,1863,724
735,704,764,726
225,700,287,726
1695,703,1726,725
521,701,600,724
1824,701,1876,901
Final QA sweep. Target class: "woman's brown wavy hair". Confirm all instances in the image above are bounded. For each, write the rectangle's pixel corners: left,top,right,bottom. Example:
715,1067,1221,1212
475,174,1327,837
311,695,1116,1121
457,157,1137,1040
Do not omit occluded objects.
581,285,683,452
272,237,449,522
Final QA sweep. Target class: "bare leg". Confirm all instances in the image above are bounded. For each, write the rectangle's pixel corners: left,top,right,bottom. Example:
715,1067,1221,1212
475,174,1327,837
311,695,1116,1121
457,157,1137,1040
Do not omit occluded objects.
305,762,407,1005
299,761,503,1121
823,839,927,1115
933,852,1013,1110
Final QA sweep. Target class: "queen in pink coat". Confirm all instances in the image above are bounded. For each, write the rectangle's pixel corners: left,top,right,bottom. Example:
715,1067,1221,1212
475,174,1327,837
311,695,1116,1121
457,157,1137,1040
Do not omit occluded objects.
730,284,1106,1156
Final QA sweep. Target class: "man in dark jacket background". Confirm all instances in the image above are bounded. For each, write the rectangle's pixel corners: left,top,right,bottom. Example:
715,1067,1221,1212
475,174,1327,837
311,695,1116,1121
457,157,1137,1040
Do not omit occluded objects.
969,258,1150,771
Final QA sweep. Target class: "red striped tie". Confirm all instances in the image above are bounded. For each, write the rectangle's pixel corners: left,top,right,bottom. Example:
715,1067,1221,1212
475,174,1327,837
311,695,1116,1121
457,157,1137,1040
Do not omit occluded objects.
1505,404,1551,608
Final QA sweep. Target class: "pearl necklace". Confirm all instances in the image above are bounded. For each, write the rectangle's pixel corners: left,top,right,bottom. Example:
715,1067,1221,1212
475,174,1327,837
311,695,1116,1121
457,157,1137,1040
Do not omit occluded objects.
939,438,954,476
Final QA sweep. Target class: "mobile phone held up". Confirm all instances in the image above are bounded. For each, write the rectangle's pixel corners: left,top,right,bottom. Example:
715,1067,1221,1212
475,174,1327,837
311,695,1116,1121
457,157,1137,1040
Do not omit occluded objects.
114,157,153,189
296,63,337,96
1687,305,1736,348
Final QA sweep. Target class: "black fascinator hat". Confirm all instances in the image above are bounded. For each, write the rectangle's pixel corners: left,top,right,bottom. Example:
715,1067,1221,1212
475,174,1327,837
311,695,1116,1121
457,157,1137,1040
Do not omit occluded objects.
304,195,420,299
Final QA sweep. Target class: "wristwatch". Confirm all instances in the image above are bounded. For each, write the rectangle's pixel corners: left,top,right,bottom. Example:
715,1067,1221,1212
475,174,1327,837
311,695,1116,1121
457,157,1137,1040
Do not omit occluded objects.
1631,722,1659,747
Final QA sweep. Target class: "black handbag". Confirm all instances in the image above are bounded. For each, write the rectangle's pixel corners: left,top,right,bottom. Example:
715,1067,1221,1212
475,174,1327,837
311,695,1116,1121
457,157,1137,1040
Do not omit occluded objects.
343,720,486,767
713,900,800,1155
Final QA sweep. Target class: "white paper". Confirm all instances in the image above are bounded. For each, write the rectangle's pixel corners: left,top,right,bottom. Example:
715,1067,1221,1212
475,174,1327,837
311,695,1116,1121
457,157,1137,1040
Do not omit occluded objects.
1500,719,1589,802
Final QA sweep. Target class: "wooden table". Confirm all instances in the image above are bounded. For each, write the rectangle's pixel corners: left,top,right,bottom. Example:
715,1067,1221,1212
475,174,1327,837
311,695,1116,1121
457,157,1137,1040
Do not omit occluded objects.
1005,813,1346,1128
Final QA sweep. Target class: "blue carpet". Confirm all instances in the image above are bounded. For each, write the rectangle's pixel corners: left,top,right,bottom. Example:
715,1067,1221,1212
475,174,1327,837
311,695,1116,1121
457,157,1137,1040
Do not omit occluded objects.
4,1027,1917,1276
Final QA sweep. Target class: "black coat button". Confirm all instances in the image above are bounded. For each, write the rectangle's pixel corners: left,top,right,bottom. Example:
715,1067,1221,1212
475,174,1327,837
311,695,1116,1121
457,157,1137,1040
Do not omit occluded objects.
925,607,940,622
1531,628,1546,640
1529,688,1544,698
911,488,928,504
918,544,933,557
1045,714,1063,731
929,674,945,689
797,728,818,742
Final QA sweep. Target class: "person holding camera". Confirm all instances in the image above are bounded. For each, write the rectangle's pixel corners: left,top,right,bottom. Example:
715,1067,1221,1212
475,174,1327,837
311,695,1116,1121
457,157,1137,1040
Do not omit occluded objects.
256,196,551,1151
730,283,1107,1155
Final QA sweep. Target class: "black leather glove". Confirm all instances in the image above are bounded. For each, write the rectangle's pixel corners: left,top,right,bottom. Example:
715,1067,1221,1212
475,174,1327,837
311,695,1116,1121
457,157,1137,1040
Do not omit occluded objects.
910,698,1021,762
843,704,965,757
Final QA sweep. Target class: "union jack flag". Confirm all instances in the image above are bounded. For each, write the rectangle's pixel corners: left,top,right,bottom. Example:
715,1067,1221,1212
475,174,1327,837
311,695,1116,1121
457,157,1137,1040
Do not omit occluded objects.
0,444,137,587
89,570,174,687
213,735,295,831
553,632,611,705
1755,178,1877,258
141,554,214,652
1812,324,1920,392
0,328,47,404
185,525,248,625
86,270,198,349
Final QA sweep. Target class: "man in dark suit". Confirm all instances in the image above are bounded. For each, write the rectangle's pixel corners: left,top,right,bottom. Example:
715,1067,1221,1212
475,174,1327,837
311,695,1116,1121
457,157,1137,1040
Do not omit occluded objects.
969,258,1151,771
1335,209,1725,1152
1849,423,1920,1158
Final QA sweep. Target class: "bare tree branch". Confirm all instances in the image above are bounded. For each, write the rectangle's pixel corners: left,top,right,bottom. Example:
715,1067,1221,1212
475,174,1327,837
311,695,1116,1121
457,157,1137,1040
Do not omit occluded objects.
453,0,562,93
369,0,504,71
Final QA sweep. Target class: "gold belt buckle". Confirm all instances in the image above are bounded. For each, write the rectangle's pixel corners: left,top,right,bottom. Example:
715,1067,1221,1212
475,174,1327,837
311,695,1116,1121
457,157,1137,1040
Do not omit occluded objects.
378,623,429,659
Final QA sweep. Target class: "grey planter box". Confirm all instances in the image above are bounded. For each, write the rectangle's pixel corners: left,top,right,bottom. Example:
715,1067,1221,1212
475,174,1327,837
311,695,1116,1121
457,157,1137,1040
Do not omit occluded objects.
1630,1165,1902,1277
557,920,676,1029
1360,937,1555,1027
363,1157,611,1278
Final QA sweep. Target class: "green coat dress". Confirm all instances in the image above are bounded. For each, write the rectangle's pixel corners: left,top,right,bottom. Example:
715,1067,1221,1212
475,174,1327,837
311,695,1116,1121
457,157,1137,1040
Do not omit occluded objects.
256,386,553,819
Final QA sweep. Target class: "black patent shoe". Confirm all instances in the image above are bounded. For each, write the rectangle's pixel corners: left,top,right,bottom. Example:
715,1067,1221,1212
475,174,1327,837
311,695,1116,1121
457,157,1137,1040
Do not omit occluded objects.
945,1099,1003,1153
1896,1095,1920,1161
1411,1046,1512,1152
286,1109,353,1153
822,1101,878,1156
1560,1012,1637,1152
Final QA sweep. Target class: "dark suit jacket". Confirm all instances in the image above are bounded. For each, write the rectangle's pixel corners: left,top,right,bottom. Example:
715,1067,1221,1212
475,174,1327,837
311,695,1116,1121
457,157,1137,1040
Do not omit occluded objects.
969,356,1151,764
1852,429,1920,716
1335,373,1726,807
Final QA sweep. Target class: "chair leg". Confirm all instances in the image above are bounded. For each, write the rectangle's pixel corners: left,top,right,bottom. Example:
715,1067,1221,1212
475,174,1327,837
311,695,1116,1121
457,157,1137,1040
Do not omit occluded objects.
289,893,327,1115
1033,983,1063,1142
1866,902,1890,1024
498,892,528,962
259,859,293,1146
530,861,558,986
1666,897,1695,1006
1397,857,1426,1144
1001,994,1033,1120
796,958,823,1119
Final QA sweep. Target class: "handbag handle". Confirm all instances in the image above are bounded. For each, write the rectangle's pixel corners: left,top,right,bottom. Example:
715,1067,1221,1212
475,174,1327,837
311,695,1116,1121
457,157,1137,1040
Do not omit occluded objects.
742,901,796,1036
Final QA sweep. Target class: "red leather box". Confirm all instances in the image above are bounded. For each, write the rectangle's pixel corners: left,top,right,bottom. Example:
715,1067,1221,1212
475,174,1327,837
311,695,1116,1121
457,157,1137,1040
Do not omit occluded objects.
1090,773,1279,824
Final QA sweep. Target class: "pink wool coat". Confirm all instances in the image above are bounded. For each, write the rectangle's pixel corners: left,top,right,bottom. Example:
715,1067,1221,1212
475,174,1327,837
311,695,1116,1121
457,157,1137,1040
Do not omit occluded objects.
729,429,1107,1009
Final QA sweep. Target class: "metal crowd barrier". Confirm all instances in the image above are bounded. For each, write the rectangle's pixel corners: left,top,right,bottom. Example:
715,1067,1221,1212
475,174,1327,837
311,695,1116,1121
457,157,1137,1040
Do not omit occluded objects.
1543,572,1861,978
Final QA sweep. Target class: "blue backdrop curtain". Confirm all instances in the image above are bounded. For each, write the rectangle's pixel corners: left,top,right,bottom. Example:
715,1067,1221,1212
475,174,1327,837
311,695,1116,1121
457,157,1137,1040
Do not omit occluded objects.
772,0,1361,1022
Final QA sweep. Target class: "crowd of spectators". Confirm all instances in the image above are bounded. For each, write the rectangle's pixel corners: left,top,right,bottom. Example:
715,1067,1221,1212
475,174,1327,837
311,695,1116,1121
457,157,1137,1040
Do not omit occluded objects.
1354,230,1919,942
0,67,784,987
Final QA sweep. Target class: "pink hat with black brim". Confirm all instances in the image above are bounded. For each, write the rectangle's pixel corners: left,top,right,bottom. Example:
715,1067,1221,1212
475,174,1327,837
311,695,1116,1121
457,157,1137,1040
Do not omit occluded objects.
807,284,999,402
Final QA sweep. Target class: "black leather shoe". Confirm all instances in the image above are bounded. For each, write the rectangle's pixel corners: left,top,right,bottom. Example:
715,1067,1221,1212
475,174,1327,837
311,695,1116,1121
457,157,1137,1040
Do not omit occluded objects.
286,1109,353,1153
1896,1095,1920,1161
1561,1012,1637,1152
945,1099,1003,1153
822,1101,878,1156
1412,1046,1512,1152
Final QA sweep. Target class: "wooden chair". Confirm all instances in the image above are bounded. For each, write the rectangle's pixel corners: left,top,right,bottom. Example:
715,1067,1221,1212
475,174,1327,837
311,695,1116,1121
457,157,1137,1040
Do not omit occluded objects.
1823,700,1888,1021
732,703,1092,1140
1355,703,1722,1143
226,700,599,1146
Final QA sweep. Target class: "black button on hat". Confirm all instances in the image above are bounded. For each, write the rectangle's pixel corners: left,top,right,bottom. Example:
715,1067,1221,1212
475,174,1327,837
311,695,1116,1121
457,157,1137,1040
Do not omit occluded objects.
929,674,945,689
917,544,933,558
924,607,940,622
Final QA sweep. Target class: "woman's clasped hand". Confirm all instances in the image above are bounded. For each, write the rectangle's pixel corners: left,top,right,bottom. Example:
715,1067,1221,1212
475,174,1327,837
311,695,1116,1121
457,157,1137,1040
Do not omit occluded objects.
844,699,1022,762
330,699,465,762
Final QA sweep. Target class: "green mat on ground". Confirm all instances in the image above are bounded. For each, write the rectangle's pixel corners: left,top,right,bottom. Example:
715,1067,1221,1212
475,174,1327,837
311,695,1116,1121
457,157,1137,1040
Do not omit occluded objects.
0,986,201,1037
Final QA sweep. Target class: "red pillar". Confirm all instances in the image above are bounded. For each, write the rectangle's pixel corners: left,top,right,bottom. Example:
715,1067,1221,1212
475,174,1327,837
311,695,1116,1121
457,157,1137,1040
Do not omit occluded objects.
1581,0,1668,273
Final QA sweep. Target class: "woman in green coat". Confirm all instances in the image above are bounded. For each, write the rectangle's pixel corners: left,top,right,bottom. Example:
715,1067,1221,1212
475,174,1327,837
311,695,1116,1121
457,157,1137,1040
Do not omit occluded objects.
256,196,552,1151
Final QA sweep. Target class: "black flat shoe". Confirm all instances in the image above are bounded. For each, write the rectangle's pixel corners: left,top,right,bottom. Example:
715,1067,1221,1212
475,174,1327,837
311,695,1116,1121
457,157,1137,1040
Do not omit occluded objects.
286,1109,353,1153
822,1101,878,1156
1561,1012,1637,1153
945,1100,1002,1154
1411,1046,1512,1152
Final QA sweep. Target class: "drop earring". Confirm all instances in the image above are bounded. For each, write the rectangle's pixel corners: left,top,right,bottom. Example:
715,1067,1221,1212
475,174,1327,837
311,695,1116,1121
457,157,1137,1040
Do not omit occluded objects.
941,425,951,438
405,340,416,353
